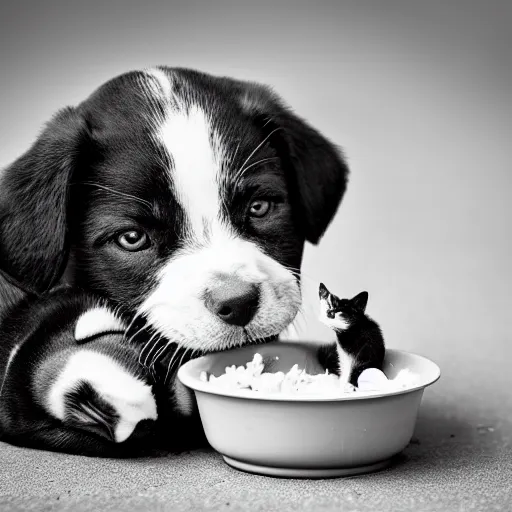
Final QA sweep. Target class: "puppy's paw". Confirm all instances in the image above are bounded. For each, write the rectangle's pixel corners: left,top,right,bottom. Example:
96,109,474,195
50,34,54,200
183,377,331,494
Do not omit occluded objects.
46,349,158,443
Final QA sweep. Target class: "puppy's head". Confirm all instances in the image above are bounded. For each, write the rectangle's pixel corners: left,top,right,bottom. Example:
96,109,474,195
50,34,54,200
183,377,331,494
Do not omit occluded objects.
0,68,349,355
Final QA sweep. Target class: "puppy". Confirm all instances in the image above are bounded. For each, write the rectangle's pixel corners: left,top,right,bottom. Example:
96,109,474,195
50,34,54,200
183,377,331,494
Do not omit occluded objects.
0,68,349,450
0,269,161,456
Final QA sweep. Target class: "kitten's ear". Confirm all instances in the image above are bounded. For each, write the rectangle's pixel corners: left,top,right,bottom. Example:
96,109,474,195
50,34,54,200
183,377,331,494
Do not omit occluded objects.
319,283,329,299
352,292,368,312
0,268,37,323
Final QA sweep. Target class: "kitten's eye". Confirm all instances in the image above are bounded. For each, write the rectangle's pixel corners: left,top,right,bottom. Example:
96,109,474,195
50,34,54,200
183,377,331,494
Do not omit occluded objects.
116,230,150,251
248,199,271,218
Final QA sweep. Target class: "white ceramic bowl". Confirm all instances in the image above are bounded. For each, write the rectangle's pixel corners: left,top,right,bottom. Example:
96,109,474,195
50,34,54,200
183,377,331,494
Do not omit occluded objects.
178,341,440,478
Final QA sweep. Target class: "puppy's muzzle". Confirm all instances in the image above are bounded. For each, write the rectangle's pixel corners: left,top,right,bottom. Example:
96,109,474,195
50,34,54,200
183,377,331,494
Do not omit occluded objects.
204,276,260,326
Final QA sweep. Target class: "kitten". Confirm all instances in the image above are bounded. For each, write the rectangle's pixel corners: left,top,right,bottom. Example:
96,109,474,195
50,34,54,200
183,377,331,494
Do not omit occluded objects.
318,283,385,387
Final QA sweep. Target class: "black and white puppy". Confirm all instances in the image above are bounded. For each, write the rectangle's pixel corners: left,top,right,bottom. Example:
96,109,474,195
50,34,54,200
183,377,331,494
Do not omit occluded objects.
0,67,348,452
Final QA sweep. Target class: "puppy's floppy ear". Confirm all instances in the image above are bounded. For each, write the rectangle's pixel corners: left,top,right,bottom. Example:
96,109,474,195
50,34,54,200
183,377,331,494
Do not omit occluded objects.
239,82,349,244
0,107,89,292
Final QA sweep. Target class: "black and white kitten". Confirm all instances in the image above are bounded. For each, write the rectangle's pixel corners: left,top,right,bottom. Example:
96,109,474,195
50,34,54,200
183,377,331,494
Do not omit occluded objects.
318,283,385,387
0,269,159,456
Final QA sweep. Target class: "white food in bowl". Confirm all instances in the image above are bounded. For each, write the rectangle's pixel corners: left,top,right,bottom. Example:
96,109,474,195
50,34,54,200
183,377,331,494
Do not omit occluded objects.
199,353,420,396
200,353,351,394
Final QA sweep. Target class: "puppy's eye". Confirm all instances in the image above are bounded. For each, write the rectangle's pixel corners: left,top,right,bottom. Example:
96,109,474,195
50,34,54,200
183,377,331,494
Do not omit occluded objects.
248,199,271,218
116,230,150,251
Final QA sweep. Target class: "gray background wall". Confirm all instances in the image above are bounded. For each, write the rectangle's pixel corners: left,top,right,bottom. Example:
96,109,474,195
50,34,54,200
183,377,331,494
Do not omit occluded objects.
1,1,510,387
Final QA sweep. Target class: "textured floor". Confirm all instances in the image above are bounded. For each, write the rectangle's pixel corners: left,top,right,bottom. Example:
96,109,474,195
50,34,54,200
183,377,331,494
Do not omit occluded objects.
1,353,511,512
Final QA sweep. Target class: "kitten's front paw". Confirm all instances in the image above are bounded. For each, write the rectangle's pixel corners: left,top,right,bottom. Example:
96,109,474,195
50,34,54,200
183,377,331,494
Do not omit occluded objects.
43,348,158,443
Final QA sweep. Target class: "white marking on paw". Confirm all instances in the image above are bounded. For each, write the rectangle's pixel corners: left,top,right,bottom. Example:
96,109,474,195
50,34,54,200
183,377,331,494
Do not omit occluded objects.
74,307,126,341
47,350,157,443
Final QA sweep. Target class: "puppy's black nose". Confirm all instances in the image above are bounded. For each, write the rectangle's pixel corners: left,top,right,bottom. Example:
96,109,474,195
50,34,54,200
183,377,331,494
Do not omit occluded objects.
205,278,260,326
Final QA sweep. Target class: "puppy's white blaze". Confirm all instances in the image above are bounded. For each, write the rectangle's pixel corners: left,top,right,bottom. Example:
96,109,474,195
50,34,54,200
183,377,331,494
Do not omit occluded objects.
159,104,228,240
74,307,126,341
47,350,157,442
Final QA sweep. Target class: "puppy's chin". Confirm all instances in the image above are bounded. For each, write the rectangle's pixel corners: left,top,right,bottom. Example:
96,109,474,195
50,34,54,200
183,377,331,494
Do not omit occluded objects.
138,237,302,353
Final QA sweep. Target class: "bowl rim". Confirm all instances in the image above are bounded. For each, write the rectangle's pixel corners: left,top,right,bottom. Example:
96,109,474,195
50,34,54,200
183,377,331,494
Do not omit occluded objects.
177,348,441,402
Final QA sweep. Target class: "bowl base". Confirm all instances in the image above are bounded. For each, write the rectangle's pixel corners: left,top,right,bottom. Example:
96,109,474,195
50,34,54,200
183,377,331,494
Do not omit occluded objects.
222,456,392,479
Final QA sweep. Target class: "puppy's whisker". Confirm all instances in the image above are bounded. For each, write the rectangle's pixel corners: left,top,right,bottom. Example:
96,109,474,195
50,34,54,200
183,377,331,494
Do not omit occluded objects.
149,339,176,370
162,342,185,383
149,343,168,368
262,116,275,129
230,139,242,167
147,342,167,371
139,331,159,366
234,127,281,183
232,157,279,188
124,311,147,340
142,332,165,368
125,324,148,347
164,345,189,386
175,348,191,380
279,263,317,283
79,182,153,212
124,317,148,345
